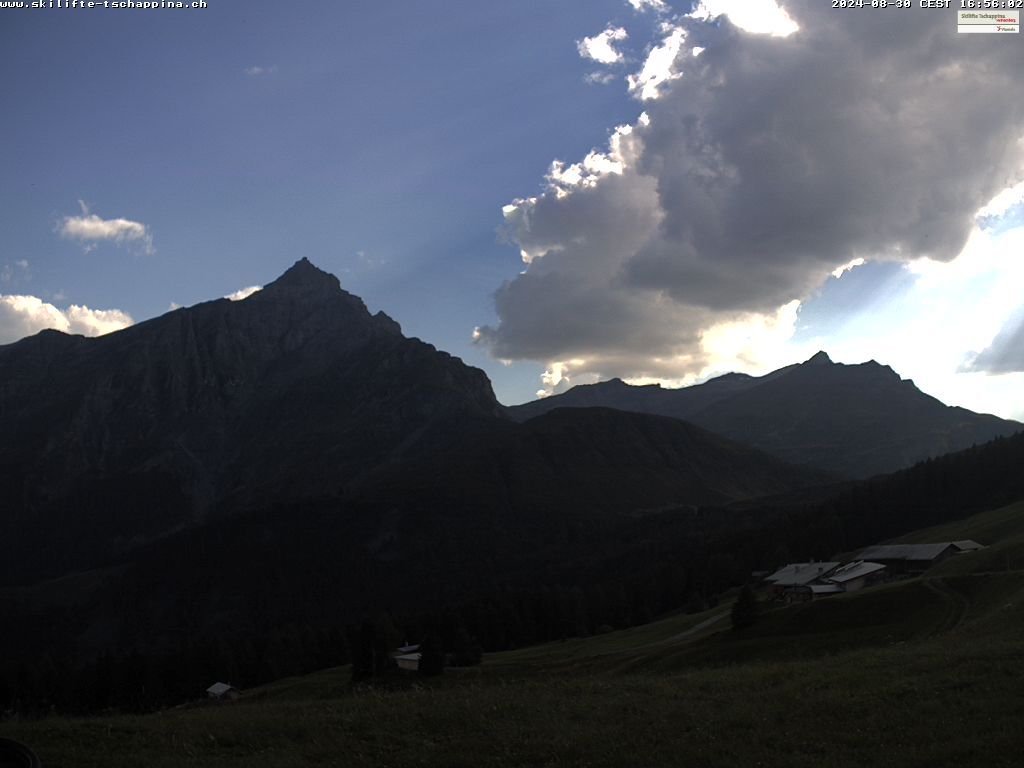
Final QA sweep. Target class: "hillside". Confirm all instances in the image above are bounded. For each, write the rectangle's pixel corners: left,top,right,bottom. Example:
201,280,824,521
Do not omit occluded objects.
5,500,1024,767
509,351,1021,478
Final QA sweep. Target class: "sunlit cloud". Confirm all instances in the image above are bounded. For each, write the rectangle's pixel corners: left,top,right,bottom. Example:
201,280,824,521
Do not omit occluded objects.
59,201,154,255
225,285,262,301
578,26,629,65
0,294,133,344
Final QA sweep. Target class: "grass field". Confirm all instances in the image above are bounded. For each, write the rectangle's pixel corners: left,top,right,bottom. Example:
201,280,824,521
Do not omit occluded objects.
5,501,1024,767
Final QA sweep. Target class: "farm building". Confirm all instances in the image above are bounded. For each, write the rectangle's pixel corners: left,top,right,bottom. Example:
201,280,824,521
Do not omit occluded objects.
826,561,887,592
856,543,956,574
206,682,238,700
952,540,985,552
764,562,840,596
393,643,421,672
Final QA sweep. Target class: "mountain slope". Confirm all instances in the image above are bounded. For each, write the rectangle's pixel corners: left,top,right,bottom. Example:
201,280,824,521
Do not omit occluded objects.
509,351,1020,478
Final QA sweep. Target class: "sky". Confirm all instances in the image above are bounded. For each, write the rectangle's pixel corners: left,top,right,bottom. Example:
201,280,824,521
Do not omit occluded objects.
2,0,1023,420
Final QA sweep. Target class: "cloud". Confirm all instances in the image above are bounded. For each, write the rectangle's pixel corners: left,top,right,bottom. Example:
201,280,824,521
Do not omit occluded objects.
59,201,154,254
244,65,277,76
1,259,29,284
966,309,1024,374
689,0,799,37
225,285,262,301
479,2,1024,397
578,26,629,65
831,258,866,280
584,71,618,86
0,294,133,345
627,24,686,100
627,0,668,13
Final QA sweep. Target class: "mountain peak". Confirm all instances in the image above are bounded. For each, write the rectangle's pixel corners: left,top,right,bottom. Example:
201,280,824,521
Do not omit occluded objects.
804,351,833,366
262,258,341,295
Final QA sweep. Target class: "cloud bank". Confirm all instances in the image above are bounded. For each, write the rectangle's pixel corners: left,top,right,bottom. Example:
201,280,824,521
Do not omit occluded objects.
478,1,1024,396
0,294,133,345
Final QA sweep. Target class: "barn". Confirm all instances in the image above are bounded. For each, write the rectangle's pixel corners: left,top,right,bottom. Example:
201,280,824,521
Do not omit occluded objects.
826,561,887,592
856,543,956,575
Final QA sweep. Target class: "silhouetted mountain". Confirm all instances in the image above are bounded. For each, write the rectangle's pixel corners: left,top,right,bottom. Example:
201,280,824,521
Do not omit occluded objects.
0,258,503,584
509,352,1021,478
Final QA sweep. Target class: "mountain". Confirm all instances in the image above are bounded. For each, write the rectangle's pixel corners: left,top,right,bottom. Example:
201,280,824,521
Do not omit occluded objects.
0,258,503,584
0,259,828,588
508,351,1021,478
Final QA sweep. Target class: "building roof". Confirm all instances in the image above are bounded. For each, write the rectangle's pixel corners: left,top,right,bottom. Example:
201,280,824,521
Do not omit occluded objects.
857,543,954,562
393,653,421,662
952,540,985,552
827,561,887,584
766,562,841,587
206,682,234,697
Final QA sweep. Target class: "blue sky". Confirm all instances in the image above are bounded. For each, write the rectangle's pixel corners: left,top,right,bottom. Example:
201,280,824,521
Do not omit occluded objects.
1,0,653,399
2,1,1024,418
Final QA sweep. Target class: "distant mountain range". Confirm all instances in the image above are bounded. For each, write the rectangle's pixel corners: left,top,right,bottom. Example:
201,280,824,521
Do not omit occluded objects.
0,259,826,588
509,351,1021,478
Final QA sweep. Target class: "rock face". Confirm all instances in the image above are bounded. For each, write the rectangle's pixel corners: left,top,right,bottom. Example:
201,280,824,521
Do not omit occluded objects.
509,352,1021,479
0,258,503,583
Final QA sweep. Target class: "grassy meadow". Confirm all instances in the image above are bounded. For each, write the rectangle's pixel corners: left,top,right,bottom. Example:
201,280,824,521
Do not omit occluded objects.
5,501,1024,767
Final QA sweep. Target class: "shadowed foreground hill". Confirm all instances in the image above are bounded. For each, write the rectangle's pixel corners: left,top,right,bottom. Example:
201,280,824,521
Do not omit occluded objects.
6,501,1024,768
510,351,1021,478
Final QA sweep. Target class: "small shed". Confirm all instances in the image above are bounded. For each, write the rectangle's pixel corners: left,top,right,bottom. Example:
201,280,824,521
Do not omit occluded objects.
206,682,238,700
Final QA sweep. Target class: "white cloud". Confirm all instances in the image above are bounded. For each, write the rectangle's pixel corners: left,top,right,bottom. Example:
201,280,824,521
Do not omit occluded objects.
59,201,154,255
831,258,866,280
225,285,262,301
0,294,133,345
244,65,277,76
627,25,686,100
578,27,629,65
976,177,1024,219
627,0,669,13
688,0,798,37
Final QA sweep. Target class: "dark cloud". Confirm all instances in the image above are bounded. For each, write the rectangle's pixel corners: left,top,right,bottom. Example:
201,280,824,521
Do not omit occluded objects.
479,1,1024,385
